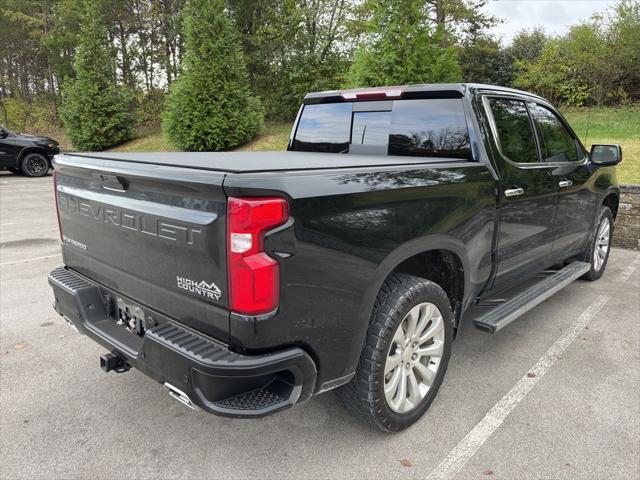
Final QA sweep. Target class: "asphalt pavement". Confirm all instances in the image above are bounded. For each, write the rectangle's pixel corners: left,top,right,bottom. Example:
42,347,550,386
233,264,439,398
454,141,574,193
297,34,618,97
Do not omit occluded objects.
1,171,639,479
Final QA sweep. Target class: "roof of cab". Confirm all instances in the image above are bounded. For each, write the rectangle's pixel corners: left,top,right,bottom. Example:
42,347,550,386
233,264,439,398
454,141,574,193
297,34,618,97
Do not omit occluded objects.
303,83,546,104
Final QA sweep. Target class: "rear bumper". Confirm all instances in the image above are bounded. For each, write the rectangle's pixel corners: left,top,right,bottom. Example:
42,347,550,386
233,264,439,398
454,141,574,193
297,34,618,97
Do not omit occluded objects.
48,267,317,417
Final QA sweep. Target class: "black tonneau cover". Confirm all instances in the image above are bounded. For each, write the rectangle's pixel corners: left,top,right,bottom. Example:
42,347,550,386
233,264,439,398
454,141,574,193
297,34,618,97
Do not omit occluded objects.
55,151,464,174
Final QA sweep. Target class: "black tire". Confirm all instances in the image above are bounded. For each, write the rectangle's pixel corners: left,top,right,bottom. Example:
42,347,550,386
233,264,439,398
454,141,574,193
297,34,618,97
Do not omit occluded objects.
20,153,50,177
582,206,614,281
335,273,453,432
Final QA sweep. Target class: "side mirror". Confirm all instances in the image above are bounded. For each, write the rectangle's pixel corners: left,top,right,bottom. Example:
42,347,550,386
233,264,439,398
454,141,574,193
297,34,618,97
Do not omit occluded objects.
590,144,622,165
0,130,7,139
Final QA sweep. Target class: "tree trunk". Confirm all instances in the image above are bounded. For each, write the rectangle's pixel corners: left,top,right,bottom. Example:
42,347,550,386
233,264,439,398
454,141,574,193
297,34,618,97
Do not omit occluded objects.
41,1,59,121
435,0,447,47
116,18,133,86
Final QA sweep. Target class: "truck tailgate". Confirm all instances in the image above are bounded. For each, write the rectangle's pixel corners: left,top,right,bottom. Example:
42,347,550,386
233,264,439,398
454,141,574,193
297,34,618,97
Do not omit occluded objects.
53,154,230,339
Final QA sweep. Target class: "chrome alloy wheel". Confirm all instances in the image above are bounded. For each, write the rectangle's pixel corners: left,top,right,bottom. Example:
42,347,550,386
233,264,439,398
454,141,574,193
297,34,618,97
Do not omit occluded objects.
384,302,445,413
593,216,611,272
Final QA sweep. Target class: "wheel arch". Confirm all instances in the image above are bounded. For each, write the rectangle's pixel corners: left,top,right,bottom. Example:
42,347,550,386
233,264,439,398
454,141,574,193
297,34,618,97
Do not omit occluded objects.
602,191,620,219
18,147,50,164
357,235,470,334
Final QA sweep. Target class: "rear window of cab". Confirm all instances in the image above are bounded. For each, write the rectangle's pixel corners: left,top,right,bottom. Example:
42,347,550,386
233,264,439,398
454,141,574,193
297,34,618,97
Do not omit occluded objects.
290,98,471,160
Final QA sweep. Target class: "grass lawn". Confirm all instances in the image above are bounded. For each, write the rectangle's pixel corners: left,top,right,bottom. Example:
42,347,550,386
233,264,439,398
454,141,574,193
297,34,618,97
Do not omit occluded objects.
109,107,639,185
109,122,291,153
563,106,639,185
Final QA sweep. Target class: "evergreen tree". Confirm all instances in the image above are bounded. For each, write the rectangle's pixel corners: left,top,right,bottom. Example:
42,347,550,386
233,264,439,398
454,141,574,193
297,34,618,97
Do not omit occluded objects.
60,1,134,150
163,0,263,151
345,0,461,87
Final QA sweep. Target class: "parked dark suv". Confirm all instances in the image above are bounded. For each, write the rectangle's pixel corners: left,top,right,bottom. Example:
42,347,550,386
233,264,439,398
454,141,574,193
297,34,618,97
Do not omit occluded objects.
0,125,59,177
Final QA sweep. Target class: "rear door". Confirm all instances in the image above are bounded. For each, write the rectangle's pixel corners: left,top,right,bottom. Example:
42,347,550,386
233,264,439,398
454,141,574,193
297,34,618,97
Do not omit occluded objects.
54,155,230,339
482,96,559,289
528,102,597,256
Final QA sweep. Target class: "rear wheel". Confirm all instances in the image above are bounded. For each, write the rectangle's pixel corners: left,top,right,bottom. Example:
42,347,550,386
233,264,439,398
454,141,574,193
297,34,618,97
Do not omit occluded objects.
582,206,613,281
335,273,453,432
21,153,50,177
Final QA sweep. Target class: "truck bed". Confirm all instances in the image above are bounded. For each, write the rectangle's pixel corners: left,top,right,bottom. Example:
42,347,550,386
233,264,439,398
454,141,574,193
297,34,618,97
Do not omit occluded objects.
58,151,464,173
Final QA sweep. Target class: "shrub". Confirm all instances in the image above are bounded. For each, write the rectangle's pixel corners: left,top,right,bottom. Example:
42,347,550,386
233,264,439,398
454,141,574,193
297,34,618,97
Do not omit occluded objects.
60,2,135,151
162,0,263,151
3,97,57,133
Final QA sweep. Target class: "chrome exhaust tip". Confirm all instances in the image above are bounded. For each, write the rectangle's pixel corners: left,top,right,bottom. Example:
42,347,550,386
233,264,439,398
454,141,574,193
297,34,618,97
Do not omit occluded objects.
164,382,196,410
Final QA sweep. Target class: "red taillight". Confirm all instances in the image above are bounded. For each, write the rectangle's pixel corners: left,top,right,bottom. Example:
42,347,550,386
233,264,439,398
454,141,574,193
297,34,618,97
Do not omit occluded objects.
53,169,63,241
227,197,289,315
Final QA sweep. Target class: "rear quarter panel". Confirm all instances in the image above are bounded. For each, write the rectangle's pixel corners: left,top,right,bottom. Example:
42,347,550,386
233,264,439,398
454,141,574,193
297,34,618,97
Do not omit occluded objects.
223,161,496,387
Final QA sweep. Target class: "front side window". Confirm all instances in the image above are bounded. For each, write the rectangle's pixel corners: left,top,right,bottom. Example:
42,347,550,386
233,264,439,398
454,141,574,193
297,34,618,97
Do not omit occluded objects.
487,98,539,164
529,104,579,162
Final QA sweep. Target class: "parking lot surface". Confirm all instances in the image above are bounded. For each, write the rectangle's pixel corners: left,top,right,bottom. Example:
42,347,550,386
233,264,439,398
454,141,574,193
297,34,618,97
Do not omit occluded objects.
1,172,639,479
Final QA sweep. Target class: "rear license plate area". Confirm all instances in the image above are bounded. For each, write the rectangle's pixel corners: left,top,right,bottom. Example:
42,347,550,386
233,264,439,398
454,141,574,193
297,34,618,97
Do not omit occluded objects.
115,297,147,337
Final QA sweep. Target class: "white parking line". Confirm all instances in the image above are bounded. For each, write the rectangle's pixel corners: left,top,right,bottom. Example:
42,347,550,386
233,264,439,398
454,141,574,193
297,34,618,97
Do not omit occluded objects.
427,295,610,480
0,253,62,266
620,255,640,281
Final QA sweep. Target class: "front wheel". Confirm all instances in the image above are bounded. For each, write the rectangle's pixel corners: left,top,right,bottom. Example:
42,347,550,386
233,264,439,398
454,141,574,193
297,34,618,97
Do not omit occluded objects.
335,273,453,432
21,153,50,177
582,206,614,281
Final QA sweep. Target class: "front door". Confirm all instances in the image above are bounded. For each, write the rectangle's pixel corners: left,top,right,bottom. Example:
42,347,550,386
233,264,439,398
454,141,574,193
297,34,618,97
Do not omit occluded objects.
483,96,559,290
527,103,597,257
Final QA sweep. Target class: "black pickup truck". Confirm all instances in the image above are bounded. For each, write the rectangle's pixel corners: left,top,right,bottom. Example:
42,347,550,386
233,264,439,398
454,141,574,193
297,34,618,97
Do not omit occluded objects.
48,84,622,432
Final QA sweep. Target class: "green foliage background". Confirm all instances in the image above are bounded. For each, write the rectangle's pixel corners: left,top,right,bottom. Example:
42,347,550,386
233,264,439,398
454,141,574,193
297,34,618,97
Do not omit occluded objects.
59,1,135,150
1,0,638,152
346,0,461,86
163,0,263,151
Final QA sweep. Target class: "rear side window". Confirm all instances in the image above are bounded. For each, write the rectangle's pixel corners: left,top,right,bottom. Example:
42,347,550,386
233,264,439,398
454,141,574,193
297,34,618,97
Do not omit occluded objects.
291,98,471,159
529,104,579,162
487,98,538,164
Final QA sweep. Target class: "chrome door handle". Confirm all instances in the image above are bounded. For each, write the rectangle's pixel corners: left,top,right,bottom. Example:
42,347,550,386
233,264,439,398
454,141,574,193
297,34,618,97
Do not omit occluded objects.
504,187,524,198
558,180,573,188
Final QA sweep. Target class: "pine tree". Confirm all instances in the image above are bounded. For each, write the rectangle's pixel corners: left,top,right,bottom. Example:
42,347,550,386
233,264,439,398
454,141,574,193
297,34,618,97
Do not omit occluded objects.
163,0,263,151
60,1,134,151
346,0,461,87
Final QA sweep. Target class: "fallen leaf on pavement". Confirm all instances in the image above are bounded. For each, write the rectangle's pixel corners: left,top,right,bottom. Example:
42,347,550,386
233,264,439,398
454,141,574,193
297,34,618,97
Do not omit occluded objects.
483,468,494,475
400,459,412,467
